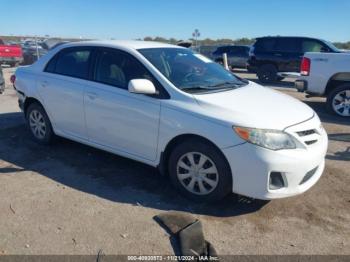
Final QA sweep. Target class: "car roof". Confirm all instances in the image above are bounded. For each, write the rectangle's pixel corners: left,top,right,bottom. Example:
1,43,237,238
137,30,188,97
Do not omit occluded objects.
215,45,250,51
256,36,322,40
60,40,181,50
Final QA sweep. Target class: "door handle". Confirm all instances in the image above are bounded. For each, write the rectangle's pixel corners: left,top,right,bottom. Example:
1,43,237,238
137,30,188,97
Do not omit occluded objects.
274,53,282,57
86,92,98,100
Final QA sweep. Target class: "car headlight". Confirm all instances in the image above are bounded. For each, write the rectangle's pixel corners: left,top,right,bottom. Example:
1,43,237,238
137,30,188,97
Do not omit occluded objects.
234,126,302,150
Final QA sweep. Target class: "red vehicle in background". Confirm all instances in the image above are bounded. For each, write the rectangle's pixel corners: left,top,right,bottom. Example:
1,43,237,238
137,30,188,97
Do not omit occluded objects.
0,39,23,67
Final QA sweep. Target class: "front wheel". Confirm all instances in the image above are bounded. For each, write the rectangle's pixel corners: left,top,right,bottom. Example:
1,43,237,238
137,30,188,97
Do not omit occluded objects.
326,84,350,117
168,139,232,202
26,103,54,144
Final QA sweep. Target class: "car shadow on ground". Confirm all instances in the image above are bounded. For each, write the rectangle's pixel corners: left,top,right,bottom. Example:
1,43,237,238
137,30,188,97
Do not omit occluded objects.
326,133,350,161
0,113,268,217
326,146,350,162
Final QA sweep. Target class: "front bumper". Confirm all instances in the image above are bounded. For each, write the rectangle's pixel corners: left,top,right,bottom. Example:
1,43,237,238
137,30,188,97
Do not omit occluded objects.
222,117,328,200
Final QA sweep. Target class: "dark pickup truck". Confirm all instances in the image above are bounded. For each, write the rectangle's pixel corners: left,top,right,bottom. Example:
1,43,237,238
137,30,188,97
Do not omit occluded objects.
247,36,340,83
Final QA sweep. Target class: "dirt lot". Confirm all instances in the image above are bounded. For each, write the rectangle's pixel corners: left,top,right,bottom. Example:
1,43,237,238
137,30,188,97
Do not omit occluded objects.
0,67,349,256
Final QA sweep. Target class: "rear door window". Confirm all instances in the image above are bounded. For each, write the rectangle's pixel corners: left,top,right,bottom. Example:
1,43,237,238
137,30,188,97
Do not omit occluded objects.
275,38,301,53
215,46,230,54
228,47,239,54
255,38,277,52
236,46,249,55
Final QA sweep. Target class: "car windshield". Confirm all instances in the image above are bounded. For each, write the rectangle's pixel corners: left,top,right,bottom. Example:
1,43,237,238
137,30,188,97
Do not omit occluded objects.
138,48,248,93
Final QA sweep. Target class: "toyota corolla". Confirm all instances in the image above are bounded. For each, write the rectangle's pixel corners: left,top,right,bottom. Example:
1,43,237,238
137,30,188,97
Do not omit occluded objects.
14,41,328,201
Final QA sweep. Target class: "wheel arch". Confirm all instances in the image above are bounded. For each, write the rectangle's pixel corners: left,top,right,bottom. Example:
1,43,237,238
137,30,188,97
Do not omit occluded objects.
23,97,44,117
158,133,231,178
325,73,350,95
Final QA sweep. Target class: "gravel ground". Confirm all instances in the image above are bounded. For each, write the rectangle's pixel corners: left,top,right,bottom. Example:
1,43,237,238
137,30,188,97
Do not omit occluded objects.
0,67,349,256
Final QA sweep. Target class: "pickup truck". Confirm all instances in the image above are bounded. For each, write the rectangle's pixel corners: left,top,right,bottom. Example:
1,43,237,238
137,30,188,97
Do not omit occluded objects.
295,52,350,117
0,39,23,67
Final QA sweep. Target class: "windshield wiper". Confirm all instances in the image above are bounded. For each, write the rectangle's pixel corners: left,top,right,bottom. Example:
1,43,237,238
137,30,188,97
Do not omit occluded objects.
181,81,246,93
180,86,213,91
208,81,245,88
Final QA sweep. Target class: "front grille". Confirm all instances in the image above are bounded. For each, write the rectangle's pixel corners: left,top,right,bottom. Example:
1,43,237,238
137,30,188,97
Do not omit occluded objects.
296,129,317,137
305,140,318,145
295,128,320,146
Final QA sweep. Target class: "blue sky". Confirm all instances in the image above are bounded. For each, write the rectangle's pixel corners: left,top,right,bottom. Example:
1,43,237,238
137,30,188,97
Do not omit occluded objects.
1,0,349,42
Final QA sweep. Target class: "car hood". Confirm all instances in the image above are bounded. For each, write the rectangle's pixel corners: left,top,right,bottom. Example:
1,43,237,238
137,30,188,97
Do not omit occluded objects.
193,81,315,130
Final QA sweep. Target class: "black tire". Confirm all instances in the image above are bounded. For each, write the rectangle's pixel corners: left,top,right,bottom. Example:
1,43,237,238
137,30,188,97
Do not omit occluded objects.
326,83,350,117
26,103,54,144
257,64,278,83
168,139,232,202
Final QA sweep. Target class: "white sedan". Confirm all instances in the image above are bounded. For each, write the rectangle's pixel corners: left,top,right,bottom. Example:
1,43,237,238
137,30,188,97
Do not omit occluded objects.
14,40,328,201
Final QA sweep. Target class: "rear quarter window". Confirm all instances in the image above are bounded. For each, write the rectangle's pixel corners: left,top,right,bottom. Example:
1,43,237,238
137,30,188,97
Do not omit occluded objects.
302,40,324,52
44,48,92,79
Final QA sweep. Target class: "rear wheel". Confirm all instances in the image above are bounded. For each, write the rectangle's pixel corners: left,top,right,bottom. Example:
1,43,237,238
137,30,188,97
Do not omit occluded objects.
327,84,350,117
168,139,232,202
257,64,278,83
26,103,54,144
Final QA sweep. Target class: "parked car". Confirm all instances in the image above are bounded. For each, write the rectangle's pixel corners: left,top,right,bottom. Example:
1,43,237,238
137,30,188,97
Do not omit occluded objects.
14,41,328,201
0,67,4,94
22,40,70,65
212,45,250,69
0,39,23,67
194,45,217,59
22,46,48,65
248,36,341,83
295,52,350,117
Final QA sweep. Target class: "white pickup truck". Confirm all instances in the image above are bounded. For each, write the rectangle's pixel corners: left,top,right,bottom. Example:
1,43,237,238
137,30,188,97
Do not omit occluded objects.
295,52,350,117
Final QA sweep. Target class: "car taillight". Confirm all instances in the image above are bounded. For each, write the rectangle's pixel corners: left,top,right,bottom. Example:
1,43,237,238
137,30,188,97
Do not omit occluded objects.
10,75,16,84
300,57,311,76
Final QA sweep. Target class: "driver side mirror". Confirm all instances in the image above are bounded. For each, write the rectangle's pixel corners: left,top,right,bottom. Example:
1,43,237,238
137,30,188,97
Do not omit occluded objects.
128,79,156,95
